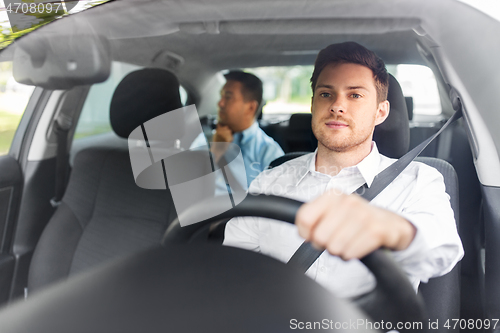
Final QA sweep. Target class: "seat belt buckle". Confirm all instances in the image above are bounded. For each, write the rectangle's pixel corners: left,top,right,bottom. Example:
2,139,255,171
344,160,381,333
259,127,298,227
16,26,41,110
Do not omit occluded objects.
50,198,61,208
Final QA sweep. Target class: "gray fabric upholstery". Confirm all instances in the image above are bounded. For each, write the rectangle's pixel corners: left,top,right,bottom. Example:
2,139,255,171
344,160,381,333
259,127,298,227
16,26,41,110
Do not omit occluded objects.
28,202,84,291
415,157,460,333
29,149,177,291
372,74,410,158
29,68,184,292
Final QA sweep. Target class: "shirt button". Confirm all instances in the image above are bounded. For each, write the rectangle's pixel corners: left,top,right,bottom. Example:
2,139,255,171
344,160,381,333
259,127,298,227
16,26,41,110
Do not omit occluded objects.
320,266,326,272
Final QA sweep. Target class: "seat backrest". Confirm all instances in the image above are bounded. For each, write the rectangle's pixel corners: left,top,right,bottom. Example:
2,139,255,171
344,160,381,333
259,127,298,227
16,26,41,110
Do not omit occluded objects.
415,157,460,332
28,68,185,292
268,74,460,330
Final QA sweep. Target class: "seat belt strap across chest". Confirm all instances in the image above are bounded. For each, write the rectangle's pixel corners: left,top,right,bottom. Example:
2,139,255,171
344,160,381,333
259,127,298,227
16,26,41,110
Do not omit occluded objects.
287,103,463,273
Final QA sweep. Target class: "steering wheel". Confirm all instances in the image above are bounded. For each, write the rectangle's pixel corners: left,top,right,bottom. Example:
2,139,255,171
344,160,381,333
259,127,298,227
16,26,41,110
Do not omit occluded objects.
162,194,427,329
0,194,426,333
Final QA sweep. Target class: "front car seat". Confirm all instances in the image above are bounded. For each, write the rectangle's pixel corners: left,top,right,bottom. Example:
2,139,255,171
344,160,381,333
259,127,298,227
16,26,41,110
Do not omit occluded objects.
28,68,184,293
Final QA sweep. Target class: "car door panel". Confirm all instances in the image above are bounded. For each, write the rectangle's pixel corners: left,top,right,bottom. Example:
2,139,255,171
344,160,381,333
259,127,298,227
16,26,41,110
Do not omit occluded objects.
0,154,23,305
482,185,500,323
8,158,58,301
0,87,55,303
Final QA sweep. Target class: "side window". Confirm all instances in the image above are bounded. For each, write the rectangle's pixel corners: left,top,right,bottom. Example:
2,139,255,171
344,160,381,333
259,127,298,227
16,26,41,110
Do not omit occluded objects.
245,66,314,116
74,63,189,140
0,62,35,156
386,64,442,116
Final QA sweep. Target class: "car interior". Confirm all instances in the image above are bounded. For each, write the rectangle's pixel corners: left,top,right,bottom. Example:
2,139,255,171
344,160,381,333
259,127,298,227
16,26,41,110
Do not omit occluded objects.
0,0,498,332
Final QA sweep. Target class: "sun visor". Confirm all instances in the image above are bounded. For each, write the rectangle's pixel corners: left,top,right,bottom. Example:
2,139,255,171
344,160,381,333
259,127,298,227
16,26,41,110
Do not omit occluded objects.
12,33,111,90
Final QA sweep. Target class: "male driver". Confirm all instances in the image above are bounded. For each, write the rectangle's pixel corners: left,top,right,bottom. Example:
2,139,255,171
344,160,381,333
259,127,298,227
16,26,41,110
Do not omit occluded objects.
224,42,463,298
191,71,284,191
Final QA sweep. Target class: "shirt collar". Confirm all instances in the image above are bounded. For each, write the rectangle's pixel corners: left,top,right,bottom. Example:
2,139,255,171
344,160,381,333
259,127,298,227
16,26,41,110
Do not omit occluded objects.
356,142,381,188
294,150,318,186
237,121,259,145
295,142,381,188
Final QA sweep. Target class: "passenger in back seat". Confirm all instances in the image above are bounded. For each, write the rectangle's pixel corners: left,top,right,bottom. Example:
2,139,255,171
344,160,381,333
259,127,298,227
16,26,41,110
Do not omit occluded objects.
223,42,463,298
191,71,284,193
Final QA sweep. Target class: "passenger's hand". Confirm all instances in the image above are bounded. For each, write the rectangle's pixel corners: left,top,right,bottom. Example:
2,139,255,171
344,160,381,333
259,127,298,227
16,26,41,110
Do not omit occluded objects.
211,124,233,162
213,124,233,143
295,190,416,260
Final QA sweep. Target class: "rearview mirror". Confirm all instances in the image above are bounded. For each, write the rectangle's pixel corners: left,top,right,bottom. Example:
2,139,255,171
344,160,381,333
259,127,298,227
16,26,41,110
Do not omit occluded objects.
13,33,111,89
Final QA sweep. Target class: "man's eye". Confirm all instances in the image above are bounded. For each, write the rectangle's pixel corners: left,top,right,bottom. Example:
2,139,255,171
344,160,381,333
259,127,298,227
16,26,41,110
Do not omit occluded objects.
350,93,362,99
319,92,331,98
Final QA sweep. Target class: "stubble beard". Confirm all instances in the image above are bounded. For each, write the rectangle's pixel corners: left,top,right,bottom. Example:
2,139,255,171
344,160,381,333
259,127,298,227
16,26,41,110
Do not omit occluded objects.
312,119,373,153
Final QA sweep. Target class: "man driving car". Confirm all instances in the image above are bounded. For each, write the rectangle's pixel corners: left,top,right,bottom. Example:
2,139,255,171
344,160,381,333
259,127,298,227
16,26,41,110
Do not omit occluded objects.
223,42,464,298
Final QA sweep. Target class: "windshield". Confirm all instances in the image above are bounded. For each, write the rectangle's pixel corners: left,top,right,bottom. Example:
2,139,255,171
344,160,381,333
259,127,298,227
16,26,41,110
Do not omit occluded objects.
0,0,112,49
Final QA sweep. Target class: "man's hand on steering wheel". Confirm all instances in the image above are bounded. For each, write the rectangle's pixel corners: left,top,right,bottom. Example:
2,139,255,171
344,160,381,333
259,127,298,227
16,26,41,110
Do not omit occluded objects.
296,189,417,261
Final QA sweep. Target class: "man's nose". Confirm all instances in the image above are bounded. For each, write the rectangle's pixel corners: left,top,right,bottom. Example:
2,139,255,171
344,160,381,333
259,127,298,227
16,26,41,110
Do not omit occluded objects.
218,98,225,109
330,94,345,114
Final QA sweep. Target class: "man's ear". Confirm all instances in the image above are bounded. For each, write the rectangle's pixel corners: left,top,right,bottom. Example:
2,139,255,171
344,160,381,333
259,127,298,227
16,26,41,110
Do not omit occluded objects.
375,100,390,126
246,100,259,117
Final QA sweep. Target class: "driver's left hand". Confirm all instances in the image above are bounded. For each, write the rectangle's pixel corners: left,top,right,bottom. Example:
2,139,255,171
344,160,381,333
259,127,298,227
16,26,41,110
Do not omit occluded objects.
295,189,417,261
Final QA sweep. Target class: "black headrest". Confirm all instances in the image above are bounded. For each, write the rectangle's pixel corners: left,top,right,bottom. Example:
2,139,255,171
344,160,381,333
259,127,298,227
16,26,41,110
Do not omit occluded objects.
373,74,410,158
110,68,183,139
289,113,313,130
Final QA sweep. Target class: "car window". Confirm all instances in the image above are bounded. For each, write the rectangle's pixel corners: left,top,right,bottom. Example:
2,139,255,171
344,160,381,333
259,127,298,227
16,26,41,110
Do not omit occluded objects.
244,64,441,119
387,64,441,116
74,62,188,140
0,61,35,155
246,66,313,117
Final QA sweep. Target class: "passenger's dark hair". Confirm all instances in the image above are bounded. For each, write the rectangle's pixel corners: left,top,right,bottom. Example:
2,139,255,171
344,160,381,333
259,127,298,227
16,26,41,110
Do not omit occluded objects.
224,70,263,107
310,42,389,103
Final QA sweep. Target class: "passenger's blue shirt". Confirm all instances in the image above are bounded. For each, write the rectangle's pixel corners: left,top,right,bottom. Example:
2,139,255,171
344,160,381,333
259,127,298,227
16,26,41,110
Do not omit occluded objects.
190,121,284,190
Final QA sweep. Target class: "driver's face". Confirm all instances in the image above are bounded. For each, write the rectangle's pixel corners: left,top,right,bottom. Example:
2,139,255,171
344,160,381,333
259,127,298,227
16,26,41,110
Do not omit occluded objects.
311,62,389,153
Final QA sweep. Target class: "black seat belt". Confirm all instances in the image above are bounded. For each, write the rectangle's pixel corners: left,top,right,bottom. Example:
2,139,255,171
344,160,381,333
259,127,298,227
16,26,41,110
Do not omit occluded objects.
287,94,463,273
50,113,72,208
48,87,89,208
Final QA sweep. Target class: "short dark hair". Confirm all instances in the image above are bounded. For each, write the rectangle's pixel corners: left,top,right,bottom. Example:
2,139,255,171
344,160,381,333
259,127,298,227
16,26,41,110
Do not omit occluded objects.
224,70,263,106
310,42,389,103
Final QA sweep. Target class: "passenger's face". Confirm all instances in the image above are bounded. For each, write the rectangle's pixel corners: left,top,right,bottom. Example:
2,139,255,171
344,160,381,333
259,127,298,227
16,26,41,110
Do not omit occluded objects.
217,80,250,132
311,62,388,153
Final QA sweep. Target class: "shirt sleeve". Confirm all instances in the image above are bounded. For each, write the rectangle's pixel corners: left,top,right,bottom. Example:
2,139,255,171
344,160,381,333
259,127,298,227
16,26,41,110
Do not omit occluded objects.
223,216,262,252
389,164,464,283
222,172,269,252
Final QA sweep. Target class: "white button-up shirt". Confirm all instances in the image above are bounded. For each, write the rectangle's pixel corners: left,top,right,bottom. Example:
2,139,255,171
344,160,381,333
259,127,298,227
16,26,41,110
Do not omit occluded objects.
223,142,464,298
